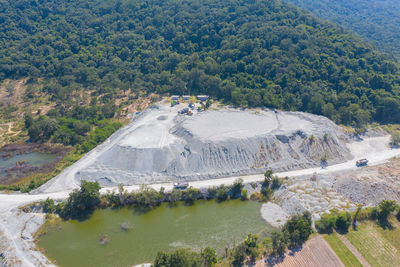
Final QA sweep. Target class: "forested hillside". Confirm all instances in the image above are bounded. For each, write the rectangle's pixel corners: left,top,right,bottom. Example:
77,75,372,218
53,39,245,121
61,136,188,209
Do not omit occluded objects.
285,0,400,58
1,0,400,127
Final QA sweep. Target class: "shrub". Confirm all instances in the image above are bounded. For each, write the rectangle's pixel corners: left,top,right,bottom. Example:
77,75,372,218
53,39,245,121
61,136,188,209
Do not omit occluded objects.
232,244,246,267
207,187,217,199
153,249,201,267
169,189,183,203
241,189,248,200
42,197,56,213
271,230,286,254
271,177,282,190
200,247,217,267
216,185,229,201
133,186,163,207
315,213,336,233
183,187,201,203
59,180,101,219
335,212,352,233
390,132,400,147
377,200,398,222
282,212,313,247
230,179,244,198
261,186,273,200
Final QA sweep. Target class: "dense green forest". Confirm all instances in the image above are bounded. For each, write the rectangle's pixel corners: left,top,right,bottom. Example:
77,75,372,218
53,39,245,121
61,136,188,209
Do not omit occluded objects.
285,0,400,58
1,0,400,127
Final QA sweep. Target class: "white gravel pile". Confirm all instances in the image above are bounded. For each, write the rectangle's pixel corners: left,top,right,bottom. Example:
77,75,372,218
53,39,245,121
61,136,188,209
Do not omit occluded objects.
38,104,352,190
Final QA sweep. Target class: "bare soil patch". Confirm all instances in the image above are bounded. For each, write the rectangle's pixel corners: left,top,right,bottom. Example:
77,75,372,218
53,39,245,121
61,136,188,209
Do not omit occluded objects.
257,235,344,267
334,157,400,205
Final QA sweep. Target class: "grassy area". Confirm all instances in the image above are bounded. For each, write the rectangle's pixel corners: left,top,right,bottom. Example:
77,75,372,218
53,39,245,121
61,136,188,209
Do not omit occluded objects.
323,233,363,267
345,218,400,267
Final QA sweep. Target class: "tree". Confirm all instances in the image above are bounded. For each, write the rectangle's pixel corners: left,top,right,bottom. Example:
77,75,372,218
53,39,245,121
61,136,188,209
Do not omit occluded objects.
169,249,201,267
27,116,59,142
315,213,336,233
377,200,398,222
200,247,217,267
232,244,246,267
42,197,56,213
271,230,286,254
241,189,248,200
183,187,201,204
153,251,170,267
282,212,313,246
169,189,183,204
230,179,244,198
335,212,352,233
60,180,101,219
216,185,229,201
390,132,400,147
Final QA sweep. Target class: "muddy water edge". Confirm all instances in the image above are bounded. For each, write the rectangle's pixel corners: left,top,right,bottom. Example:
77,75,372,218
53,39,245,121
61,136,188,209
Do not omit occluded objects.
37,199,272,267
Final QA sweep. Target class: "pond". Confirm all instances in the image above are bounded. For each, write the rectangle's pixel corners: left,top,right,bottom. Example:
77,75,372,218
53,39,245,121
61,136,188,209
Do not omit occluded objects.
38,199,271,267
0,151,55,175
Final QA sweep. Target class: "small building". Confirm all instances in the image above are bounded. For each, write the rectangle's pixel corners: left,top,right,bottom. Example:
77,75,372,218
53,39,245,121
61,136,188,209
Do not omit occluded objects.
197,95,209,101
182,95,190,101
171,95,180,101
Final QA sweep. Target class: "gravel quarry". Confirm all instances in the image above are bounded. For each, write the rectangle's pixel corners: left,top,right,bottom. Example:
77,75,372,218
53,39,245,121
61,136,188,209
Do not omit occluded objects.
37,103,351,193
1,103,400,267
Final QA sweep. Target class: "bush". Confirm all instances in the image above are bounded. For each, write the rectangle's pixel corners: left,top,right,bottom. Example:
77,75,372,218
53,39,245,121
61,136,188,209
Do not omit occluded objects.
271,230,286,254
132,186,163,207
335,212,352,233
183,187,201,203
241,189,248,200
282,212,313,247
42,197,56,213
200,247,217,267
261,186,273,200
244,233,258,249
390,132,400,147
377,200,398,222
315,213,336,233
230,179,244,198
153,249,202,267
169,189,183,203
59,180,101,219
271,177,282,190
216,185,229,201
232,244,246,267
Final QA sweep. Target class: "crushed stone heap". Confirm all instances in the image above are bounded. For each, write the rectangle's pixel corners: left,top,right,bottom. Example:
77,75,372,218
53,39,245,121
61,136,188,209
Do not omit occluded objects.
71,105,351,186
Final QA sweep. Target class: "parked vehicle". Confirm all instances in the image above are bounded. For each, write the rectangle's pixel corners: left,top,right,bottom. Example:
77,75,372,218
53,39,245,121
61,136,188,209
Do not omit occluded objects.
179,108,189,114
356,158,368,167
171,100,179,107
173,182,189,189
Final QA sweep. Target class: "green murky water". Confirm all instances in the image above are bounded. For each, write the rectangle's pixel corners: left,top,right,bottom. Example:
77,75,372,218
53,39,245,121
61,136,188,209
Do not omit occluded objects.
38,200,270,267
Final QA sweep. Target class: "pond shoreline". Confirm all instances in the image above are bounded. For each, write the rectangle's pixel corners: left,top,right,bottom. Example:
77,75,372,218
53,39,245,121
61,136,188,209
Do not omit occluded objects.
0,143,69,185
36,199,272,267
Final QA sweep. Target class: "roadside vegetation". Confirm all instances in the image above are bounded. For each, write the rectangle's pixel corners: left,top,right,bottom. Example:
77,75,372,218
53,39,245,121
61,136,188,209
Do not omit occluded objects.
41,176,284,220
